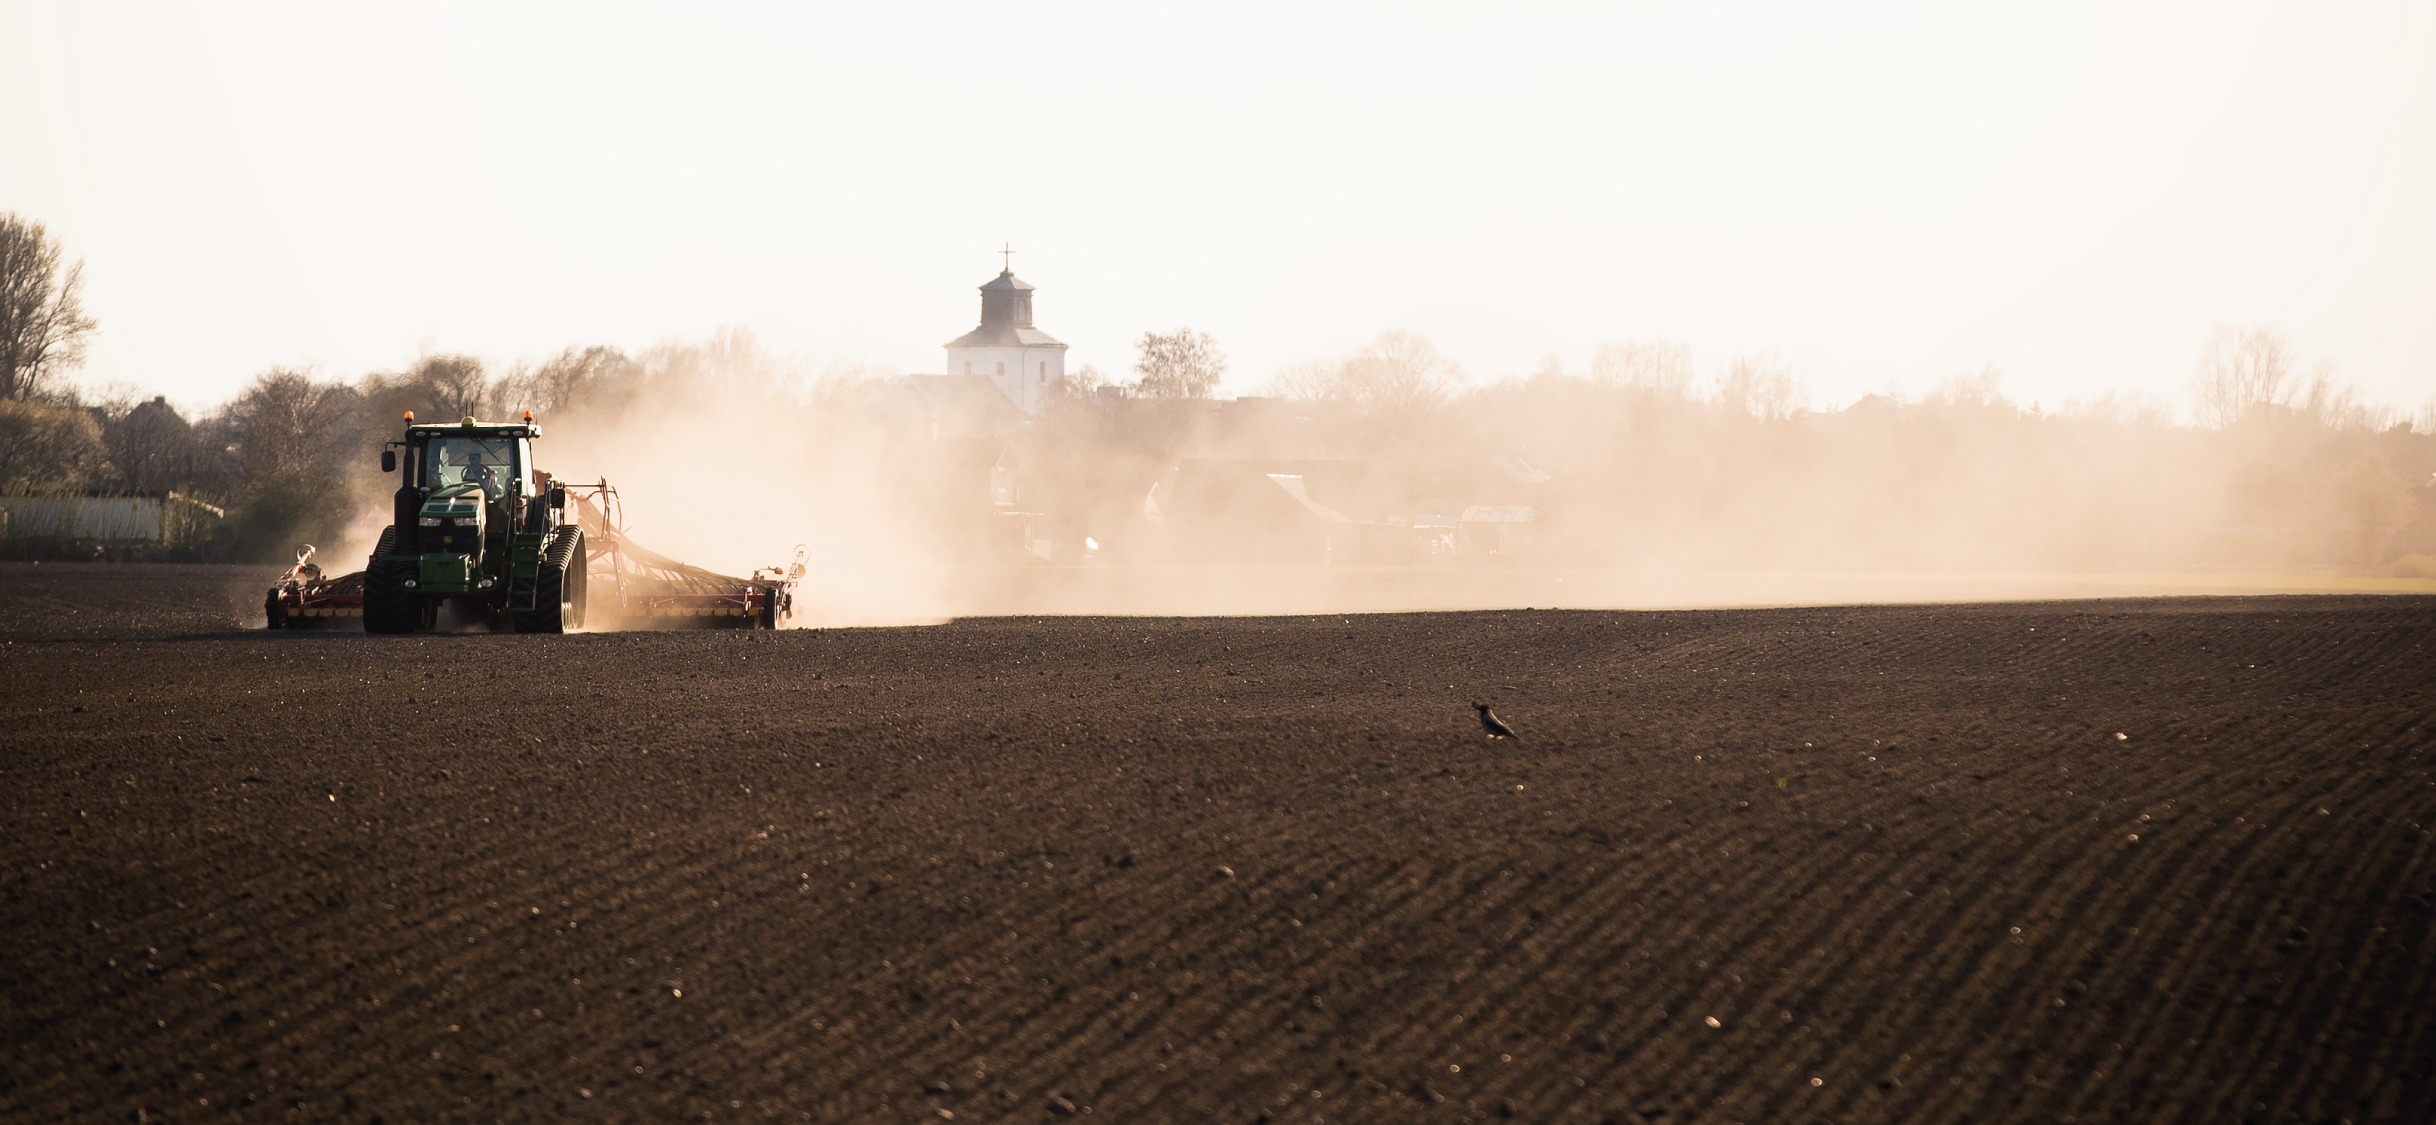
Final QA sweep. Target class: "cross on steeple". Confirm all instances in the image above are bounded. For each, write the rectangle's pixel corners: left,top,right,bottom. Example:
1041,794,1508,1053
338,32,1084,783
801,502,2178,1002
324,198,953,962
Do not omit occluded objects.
999,242,1015,273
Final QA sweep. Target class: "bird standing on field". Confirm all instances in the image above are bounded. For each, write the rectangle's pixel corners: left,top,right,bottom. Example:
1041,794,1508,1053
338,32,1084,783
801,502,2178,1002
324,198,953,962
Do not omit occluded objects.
1473,702,1520,743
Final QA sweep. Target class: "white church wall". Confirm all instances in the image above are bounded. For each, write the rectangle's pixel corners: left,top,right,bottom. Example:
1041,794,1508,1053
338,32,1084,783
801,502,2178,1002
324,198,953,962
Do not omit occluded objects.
946,344,1064,414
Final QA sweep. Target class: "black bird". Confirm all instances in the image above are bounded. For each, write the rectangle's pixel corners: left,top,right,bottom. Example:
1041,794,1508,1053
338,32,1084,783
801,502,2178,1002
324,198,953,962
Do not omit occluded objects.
1473,702,1520,743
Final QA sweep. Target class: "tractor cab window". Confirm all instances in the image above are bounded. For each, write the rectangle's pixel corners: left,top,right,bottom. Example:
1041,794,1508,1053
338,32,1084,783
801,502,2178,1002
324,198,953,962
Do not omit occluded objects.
423,437,522,498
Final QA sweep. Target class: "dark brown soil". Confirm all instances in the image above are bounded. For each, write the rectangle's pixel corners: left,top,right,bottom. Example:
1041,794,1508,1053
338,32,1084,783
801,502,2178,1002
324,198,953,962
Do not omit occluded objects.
4,563,2432,1124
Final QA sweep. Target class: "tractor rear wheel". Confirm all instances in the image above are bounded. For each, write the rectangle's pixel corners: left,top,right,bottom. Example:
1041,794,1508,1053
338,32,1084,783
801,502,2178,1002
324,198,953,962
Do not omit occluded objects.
514,528,585,634
364,558,419,634
364,526,427,635
364,525,419,634
566,532,588,630
264,589,285,630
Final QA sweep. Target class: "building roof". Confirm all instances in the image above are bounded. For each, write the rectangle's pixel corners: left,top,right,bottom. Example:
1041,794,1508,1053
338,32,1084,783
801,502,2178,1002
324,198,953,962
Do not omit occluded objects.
898,373,1029,415
872,374,1031,437
945,324,1068,350
948,269,1062,349
1488,457,1553,484
1264,474,1356,523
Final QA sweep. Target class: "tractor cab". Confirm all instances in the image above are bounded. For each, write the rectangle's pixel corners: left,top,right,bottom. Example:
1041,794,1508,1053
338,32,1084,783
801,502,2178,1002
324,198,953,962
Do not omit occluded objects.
383,418,558,555
423,434,526,499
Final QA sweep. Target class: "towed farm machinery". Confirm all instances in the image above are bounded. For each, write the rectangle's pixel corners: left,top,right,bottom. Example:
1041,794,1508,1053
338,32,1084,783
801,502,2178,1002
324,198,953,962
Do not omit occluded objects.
266,413,803,633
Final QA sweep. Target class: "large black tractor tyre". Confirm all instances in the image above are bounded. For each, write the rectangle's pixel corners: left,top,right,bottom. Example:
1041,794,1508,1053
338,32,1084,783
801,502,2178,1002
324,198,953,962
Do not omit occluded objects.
263,588,285,630
363,557,420,635
514,528,586,634
362,527,422,635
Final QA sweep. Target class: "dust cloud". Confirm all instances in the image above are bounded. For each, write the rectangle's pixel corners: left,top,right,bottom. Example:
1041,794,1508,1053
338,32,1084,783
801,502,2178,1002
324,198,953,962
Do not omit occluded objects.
483,332,952,627
345,328,2435,628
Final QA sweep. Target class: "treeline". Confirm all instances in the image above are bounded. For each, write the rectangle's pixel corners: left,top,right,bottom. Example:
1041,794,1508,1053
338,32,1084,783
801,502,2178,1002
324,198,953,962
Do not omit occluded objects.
1412,363,2435,571
0,328,868,561
1010,326,2436,573
7,320,2431,571
6,321,2432,571
5,204,2430,571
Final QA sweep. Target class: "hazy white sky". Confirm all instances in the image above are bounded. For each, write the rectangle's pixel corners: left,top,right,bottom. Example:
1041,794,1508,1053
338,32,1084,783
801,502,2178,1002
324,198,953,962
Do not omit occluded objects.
5,1,2432,417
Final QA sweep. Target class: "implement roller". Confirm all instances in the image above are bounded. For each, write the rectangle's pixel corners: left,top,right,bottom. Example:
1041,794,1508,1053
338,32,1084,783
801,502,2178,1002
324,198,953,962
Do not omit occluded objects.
560,479,803,630
263,544,365,629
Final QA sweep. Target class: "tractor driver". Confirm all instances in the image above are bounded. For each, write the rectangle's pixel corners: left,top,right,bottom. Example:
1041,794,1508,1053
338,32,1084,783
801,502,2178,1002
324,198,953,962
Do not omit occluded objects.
458,452,499,492
428,439,513,495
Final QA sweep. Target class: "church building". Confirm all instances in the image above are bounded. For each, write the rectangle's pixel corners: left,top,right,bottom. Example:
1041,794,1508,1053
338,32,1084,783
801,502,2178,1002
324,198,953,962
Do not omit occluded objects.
944,268,1067,415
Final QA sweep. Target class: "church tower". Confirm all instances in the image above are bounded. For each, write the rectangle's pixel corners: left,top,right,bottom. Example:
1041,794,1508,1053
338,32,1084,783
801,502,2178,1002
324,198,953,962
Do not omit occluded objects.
945,268,1067,414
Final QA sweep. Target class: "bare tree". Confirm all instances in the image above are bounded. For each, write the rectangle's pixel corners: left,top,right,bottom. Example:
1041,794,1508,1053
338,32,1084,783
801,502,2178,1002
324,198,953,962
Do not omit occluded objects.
1133,329,1227,399
1715,351,1807,421
1922,364,2009,409
1338,329,1462,422
1262,358,1340,402
1592,339,1697,398
634,326,803,406
226,368,362,479
0,213,99,401
1043,361,1117,407
0,398,109,491
809,355,896,410
2288,359,2392,431
2191,323,2296,428
105,395,207,494
495,345,634,419
1261,329,1463,425
407,354,492,421
215,371,361,562
2059,390,2175,428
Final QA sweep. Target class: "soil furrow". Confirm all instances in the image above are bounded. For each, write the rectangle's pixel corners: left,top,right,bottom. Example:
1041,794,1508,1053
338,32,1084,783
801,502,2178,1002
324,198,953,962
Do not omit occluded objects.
7,568,2433,1123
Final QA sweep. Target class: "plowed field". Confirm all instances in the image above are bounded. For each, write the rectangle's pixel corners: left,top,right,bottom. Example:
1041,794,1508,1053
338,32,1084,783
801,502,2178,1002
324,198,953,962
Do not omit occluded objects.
3,563,2432,1124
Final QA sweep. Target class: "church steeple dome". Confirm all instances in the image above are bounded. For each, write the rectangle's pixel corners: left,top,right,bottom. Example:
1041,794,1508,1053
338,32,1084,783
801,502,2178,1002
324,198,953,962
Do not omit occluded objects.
944,257,1067,416
978,270,1036,327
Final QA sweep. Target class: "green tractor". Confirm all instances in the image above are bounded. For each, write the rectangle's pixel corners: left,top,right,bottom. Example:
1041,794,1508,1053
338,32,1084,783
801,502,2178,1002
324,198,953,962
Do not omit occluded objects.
363,412,587,634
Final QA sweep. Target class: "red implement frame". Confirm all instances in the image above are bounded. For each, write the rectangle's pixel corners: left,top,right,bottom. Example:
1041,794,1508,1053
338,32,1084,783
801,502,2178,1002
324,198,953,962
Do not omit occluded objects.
562,480,802,629
267,544,365,629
